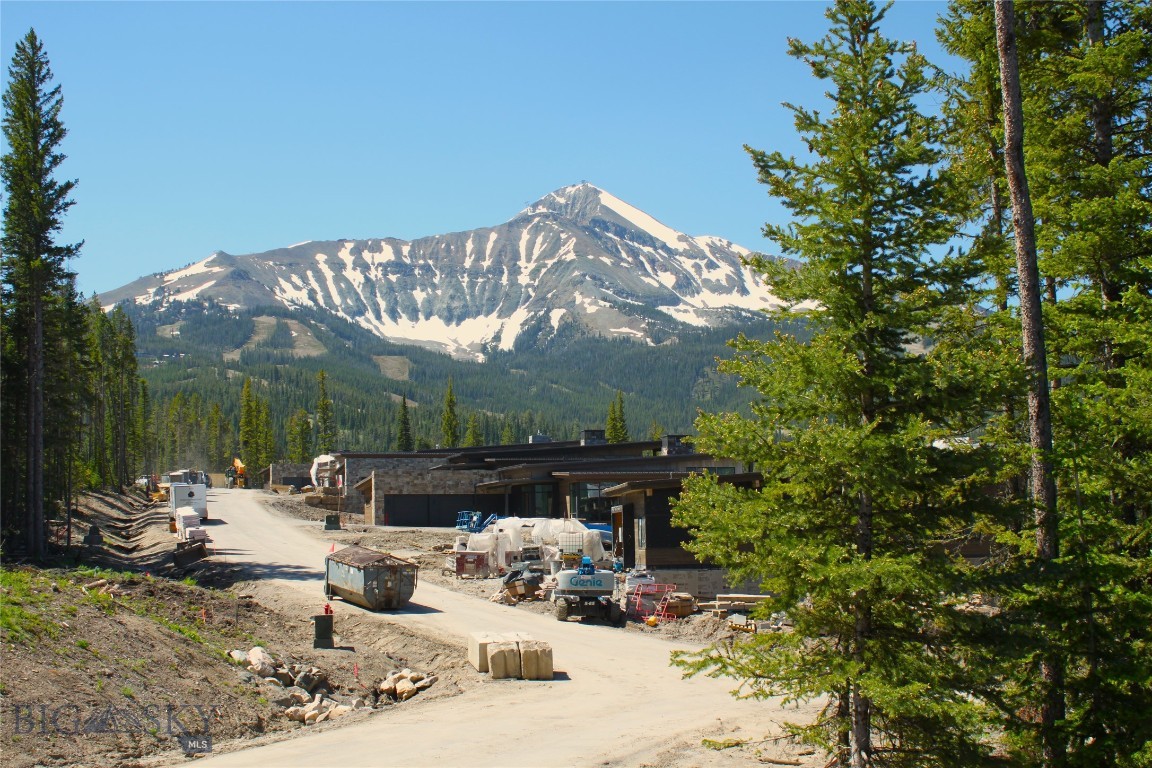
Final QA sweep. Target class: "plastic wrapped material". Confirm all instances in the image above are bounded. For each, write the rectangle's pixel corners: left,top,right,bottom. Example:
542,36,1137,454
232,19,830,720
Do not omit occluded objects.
467,532,496,554
582,530,605,562
494,533,513,572
531,517,588,545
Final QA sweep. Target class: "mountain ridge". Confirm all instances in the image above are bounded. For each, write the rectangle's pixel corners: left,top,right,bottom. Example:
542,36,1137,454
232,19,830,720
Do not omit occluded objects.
100,183,782,359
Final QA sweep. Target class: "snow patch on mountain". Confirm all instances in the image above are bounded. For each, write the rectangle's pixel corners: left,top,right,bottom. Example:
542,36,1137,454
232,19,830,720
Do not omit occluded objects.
99,183,785,359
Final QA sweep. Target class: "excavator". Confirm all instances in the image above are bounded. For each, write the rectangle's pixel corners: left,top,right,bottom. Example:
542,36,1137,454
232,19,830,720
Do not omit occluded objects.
225,458,247,489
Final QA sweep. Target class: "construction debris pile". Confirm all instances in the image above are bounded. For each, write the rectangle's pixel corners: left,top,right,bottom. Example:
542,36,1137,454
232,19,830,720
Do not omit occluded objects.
448,516,608,580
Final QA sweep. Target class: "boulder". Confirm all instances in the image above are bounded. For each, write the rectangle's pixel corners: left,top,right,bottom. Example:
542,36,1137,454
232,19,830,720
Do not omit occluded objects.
228,649,247,664
328,705,354,720
414,674,437,691
378,679,397,698
284,706,306,722
246,647,277,678
395,678,418,701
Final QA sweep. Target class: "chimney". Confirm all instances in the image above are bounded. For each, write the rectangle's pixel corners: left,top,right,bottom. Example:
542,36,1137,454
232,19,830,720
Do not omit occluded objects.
580,429,607,446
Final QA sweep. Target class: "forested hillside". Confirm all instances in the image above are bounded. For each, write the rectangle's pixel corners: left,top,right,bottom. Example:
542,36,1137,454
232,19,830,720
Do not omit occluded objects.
120,299,786,466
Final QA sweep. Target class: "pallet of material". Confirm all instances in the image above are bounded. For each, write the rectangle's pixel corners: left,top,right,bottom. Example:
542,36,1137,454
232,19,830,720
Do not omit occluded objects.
699,593,773,617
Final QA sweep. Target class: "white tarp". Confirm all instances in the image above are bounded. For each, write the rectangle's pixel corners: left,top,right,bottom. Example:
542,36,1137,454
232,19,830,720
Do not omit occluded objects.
310,454,339,487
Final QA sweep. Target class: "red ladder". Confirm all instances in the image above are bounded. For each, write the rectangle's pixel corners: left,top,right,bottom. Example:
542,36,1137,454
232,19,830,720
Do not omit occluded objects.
628,583,675,620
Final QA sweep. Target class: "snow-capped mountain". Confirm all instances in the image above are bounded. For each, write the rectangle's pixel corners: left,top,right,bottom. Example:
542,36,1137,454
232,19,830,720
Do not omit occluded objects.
99,183,783,359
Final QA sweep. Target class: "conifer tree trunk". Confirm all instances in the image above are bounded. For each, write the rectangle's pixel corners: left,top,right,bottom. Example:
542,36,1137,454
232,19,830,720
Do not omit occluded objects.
993,2,1063,764
27,291,45,558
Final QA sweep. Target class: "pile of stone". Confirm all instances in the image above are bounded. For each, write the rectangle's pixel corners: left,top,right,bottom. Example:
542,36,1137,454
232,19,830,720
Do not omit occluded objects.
304,486,343,511
377,668,438,702
231,646,437,726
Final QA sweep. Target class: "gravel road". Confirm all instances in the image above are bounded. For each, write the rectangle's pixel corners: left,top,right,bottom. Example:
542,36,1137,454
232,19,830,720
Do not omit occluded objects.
194,488,822,768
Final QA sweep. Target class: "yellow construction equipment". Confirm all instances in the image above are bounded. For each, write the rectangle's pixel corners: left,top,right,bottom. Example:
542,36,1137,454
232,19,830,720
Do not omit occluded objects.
226,458,247,489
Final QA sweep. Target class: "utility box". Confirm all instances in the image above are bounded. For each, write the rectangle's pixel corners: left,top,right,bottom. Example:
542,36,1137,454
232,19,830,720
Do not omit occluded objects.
324,545,418,611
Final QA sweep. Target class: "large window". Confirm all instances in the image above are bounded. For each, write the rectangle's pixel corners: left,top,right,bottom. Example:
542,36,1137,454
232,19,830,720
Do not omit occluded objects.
570,482,613,523
514,484,555,518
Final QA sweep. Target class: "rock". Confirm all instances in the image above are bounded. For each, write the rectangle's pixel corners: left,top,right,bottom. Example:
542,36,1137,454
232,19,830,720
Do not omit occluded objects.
285,686,311,705
247,647,277,678
395,678,418,701
294,668,327,693
304,710,320,725
284,706,306,722
414,674,437,691
351,697,368,710
228,650,247,664
328,705,353,720
407,671,425,683
273,669,294,687
378,679,397,698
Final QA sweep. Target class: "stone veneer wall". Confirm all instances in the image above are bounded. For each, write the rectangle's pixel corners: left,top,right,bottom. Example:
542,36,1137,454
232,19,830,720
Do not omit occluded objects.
342,457,499,520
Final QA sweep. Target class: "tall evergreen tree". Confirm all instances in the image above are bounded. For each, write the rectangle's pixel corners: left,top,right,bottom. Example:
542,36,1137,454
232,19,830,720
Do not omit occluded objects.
396,396,413,452
463,413,482,448
238,378,257,470
287,408,312,463
606,390,629,443
500,419,516,446
1,29,82,556
671,2,1007,764
315,370,336,453
441,378,459,448
943,3,1152,764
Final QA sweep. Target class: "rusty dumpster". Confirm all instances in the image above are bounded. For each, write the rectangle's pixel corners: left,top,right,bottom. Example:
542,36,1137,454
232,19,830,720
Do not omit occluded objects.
324,545,418,610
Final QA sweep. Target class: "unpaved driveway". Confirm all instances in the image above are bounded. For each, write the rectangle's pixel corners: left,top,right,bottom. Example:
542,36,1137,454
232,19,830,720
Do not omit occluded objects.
197,489,819,768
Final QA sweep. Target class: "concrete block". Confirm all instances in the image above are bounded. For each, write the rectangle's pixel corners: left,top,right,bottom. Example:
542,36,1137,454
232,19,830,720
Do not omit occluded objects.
518,640,553,681
468,632,499,673
487,641,521,680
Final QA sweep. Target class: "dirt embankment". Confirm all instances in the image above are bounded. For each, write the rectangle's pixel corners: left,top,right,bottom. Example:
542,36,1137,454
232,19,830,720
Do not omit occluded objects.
0,492,469,768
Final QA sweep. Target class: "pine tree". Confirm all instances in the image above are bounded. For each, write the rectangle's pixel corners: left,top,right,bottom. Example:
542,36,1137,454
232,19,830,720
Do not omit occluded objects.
500,419,516,446
605,390,629,443
671,2,1006,764
441,378,459,448
315,370,336,453
238,378,257,470
943,3,1152,764
396,396,413,452
463,413,482,448
1,29,83,556
287,408,312,463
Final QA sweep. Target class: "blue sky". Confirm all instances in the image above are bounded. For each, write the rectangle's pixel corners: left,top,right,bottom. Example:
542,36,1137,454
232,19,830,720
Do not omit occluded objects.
2,1,957,297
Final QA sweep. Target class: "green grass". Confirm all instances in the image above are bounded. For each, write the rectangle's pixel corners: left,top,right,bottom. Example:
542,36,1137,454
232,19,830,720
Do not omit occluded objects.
0,568,60,643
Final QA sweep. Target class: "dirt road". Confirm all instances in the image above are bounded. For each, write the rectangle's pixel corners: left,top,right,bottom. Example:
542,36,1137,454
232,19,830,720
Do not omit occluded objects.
196,488,818,768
